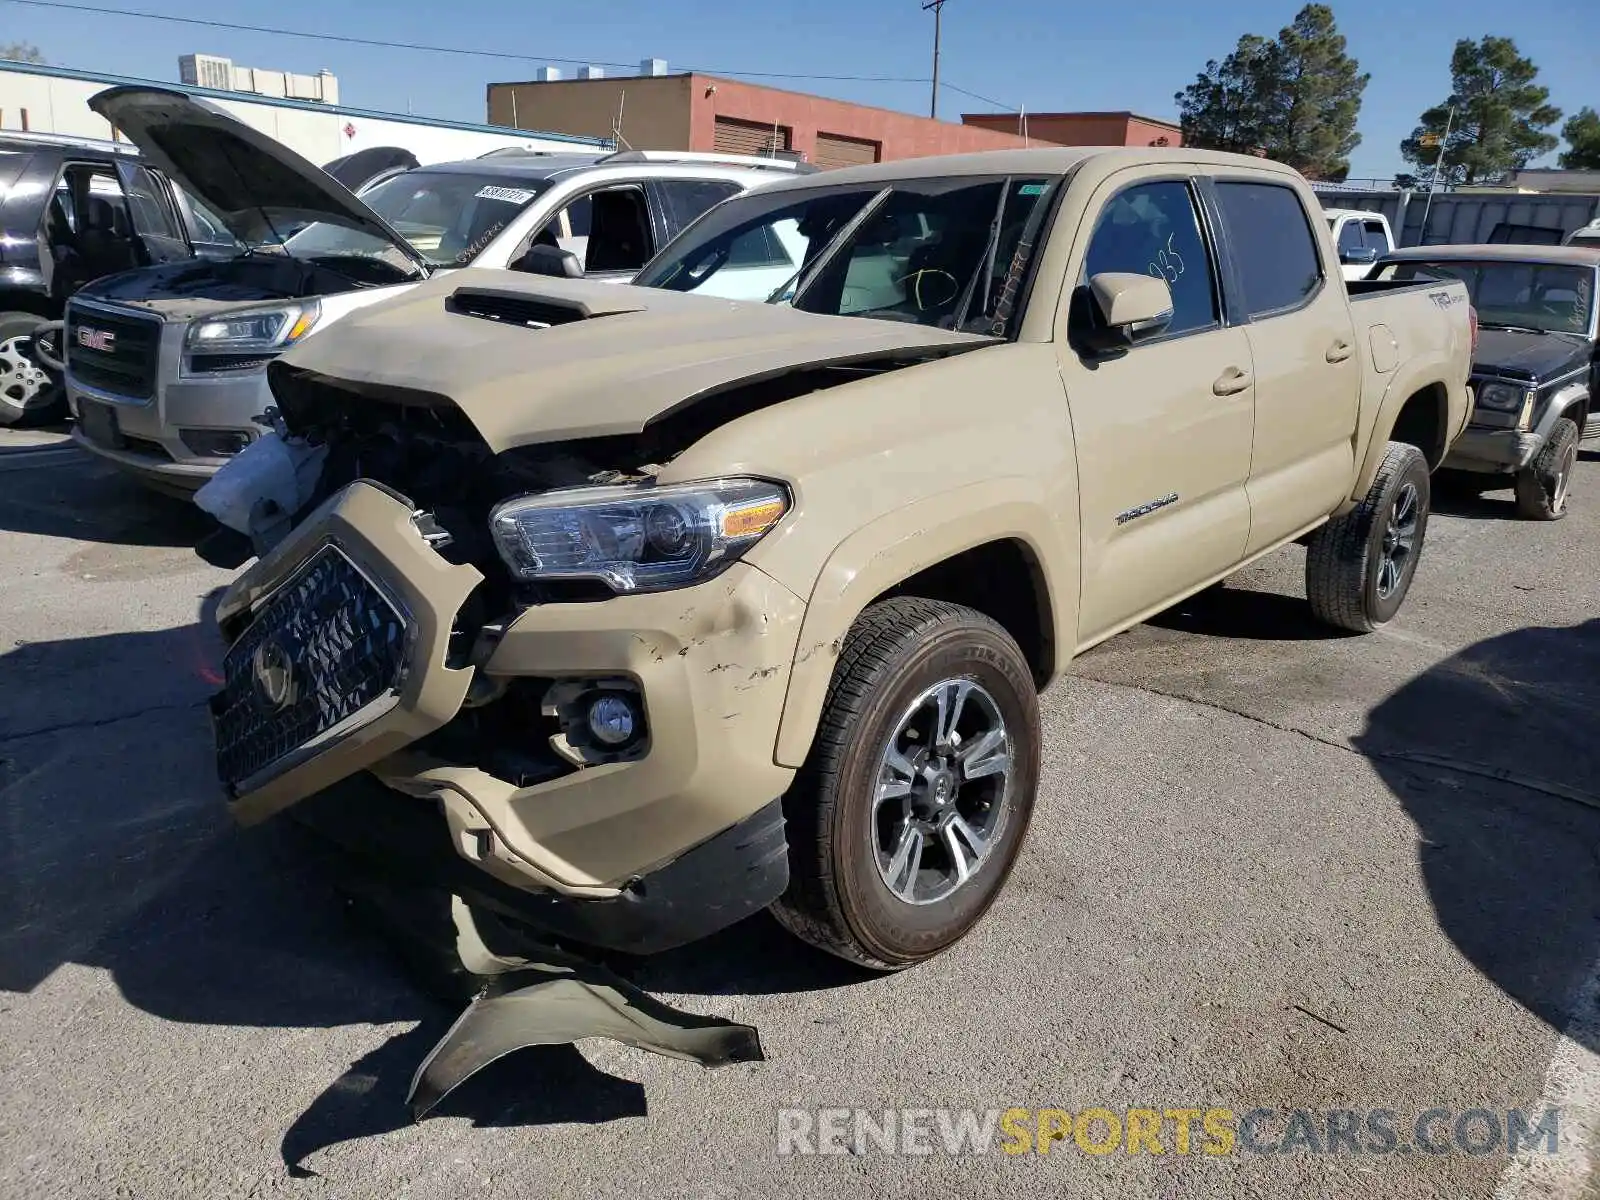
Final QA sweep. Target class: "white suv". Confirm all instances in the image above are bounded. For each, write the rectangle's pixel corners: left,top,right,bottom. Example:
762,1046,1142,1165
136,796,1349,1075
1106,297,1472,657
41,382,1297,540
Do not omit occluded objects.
64,85,808,495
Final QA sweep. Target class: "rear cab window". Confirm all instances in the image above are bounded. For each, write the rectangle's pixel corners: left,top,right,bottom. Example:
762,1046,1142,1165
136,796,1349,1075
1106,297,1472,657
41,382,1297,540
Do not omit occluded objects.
1213,181,1324,317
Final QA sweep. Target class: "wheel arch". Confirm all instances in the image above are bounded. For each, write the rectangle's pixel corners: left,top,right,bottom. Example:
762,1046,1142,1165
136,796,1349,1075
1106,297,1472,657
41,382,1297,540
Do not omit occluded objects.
1351,371,1454,506
770,484,1073,769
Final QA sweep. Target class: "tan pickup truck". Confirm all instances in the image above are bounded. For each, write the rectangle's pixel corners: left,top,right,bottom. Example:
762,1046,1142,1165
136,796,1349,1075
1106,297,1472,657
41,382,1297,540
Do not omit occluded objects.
203,147,1474,973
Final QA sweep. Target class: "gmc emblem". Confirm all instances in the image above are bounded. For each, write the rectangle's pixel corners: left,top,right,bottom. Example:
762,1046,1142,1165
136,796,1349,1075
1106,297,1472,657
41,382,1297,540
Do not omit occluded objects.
76,326,116,353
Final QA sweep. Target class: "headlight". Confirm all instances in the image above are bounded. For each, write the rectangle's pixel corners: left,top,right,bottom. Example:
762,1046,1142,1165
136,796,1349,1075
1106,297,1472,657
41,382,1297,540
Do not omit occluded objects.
1476,381,1529,412
489,478,789,593
185,301,322,356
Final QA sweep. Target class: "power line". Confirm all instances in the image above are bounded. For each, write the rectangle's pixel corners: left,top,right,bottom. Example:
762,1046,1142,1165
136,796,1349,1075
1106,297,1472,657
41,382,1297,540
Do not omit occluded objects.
0,0,931,84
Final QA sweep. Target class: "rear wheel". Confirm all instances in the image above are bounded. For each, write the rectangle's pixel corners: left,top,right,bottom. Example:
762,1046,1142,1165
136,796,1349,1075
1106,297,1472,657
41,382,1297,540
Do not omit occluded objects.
770,596,1040,971
0,311,63,427
1305,441,1430,633
1514,417,1578,521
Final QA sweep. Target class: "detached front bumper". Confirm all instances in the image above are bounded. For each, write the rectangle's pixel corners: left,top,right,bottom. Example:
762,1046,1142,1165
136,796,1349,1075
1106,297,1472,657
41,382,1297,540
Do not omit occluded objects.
212,480,808,949
1441,425,1542,474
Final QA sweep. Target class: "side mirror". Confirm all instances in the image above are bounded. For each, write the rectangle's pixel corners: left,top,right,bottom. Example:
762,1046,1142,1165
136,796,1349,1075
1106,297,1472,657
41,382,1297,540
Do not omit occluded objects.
1088,272,1174,342
1340,246,1380,265
511,243,583,278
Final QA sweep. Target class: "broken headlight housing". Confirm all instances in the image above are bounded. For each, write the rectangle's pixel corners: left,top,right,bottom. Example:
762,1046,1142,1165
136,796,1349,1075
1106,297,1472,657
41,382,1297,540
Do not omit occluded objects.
489,478,789,593
184,300,322,375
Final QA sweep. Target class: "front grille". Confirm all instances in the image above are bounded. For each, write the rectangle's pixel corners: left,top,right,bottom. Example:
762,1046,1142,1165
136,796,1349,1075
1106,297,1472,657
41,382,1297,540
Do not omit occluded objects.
211,545,409,790
65,304,161,400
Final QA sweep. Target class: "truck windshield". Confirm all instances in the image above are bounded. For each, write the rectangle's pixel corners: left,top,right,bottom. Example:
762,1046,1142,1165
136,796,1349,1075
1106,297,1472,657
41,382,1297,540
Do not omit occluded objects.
1374,259,1595,336
283,170,551,267
634,174,1063,337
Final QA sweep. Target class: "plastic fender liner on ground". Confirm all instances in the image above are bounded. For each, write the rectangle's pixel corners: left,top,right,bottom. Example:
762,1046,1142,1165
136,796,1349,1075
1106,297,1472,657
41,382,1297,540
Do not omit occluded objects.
406,898,763,1122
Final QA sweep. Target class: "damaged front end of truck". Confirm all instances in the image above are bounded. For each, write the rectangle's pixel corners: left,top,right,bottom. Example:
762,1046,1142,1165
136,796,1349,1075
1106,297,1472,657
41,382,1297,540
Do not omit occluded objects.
192,267,999,1115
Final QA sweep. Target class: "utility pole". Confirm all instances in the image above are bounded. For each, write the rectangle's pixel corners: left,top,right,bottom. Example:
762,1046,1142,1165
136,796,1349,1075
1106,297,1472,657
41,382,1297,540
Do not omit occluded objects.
1420,105,1455,244
923,0,946,119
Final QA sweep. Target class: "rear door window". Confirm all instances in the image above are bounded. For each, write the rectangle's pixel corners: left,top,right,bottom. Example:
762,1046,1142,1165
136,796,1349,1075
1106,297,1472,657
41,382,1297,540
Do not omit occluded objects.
657,179,743,238
1214,181,1324,317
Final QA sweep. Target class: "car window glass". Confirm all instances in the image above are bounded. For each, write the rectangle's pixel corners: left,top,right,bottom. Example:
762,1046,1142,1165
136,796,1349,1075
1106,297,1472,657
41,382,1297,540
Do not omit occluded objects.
1362,220,1389,250
1376,260,1594,336
635,176,1060,333
658,179,742,235
1214,181,1323,317
1337,220,1364,254
1082,180,1217,336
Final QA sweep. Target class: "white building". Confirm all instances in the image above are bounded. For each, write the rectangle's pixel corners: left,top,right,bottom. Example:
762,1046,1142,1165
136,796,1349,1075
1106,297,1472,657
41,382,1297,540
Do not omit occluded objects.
0,59,608,167
179,54,339,105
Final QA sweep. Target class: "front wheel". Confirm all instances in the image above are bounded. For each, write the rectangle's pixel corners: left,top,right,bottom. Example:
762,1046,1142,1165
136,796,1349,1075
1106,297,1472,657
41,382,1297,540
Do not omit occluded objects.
770,596,1040,971
0,311,64,427
1514,417,1578,521
1305,441,1431,633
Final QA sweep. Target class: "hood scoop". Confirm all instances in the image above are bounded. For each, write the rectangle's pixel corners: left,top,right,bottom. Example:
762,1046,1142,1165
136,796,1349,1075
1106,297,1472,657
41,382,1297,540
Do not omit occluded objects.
444,285,646,331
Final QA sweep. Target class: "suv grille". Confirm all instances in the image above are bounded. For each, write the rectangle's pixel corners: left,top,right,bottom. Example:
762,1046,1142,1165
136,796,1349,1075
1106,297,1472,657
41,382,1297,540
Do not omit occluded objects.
66,304,161,400
211,545,409,790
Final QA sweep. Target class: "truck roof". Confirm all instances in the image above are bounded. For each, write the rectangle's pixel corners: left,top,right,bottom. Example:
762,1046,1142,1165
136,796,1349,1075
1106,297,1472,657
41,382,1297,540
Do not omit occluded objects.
1381,243,1600,267
739,146,1301,194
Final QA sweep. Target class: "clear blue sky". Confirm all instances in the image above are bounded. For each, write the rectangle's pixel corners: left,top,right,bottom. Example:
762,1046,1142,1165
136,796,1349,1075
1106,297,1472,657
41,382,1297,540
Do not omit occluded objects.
7,0,1592,179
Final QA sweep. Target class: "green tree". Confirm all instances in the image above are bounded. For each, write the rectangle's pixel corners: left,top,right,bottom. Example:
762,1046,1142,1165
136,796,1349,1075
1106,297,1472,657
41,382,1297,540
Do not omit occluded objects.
1272,5,1368,181
1174,34,1284,158
0,42,44,63
1176,5,1368,181
1400,37,1561,185
1560,107,1600,170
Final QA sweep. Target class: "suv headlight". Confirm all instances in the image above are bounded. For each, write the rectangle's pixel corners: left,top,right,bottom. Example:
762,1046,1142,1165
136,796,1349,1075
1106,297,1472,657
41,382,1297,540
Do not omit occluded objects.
184,300,322,373
1476,381,1529,411
489,478,789,593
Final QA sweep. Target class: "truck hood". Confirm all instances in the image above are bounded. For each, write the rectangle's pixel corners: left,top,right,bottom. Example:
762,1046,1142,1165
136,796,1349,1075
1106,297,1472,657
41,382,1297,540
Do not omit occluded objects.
270,269,1002,451
87,85,429,279
1475,328,1591,383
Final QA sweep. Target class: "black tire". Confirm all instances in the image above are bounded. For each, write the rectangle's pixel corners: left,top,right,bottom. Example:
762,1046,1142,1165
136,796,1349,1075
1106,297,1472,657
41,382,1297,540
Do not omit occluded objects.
1514,417,1578,521
770,596,1041,971
0,311,64,427
1305,441,1430,633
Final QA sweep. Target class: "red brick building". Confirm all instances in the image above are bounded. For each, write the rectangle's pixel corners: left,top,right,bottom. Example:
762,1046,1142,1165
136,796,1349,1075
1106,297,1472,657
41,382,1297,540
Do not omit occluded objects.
488,69,1033,168
961,111,1183,148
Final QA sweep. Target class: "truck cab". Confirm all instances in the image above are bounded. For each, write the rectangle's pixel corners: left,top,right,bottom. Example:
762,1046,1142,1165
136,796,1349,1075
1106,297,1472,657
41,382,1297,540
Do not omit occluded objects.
1323,207,1396,281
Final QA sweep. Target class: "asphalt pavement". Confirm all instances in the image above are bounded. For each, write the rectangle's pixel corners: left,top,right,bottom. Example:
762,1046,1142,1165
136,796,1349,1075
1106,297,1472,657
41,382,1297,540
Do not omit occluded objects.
3,428,1600,1200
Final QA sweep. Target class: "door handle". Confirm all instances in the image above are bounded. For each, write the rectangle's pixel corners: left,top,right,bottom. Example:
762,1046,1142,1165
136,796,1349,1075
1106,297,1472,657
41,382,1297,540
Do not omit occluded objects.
1212,366,1252,396
1326,339,1353,363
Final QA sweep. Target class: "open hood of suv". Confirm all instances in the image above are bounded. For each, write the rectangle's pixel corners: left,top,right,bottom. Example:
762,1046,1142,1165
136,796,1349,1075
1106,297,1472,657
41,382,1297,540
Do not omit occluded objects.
88,85,429,278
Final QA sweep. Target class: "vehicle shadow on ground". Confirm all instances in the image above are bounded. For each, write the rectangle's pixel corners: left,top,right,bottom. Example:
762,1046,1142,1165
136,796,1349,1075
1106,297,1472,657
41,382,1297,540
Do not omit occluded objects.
1354,616,1600,1048
1429,487,1525,522
1145,581,1364,642
0,452,214,547
0,598,858,1178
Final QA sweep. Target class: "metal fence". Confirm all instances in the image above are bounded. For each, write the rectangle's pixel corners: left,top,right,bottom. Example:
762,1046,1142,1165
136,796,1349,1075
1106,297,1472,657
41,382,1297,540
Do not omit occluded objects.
1312,186,1600,248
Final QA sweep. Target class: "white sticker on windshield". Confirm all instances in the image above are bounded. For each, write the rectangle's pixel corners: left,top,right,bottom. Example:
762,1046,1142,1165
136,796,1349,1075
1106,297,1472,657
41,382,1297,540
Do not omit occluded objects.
475,185,536,205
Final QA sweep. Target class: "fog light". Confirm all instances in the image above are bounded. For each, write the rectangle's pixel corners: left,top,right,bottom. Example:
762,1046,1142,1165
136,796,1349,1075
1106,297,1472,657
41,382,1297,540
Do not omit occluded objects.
587,694,637,746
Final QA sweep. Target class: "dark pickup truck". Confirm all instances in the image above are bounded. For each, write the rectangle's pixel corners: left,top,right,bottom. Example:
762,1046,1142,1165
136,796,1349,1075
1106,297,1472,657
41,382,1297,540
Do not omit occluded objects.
1370,243,1599,520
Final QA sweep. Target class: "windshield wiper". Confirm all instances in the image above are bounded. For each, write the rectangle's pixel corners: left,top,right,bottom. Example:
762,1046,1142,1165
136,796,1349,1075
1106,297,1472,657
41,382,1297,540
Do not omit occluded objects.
952,179,1010,331
1479,322,1546,335
766,187,893,307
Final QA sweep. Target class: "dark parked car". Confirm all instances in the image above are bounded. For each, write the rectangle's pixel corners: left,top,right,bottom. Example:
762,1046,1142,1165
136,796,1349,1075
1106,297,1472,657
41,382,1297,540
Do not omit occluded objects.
1370,243,1599,520
0,129,236,424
